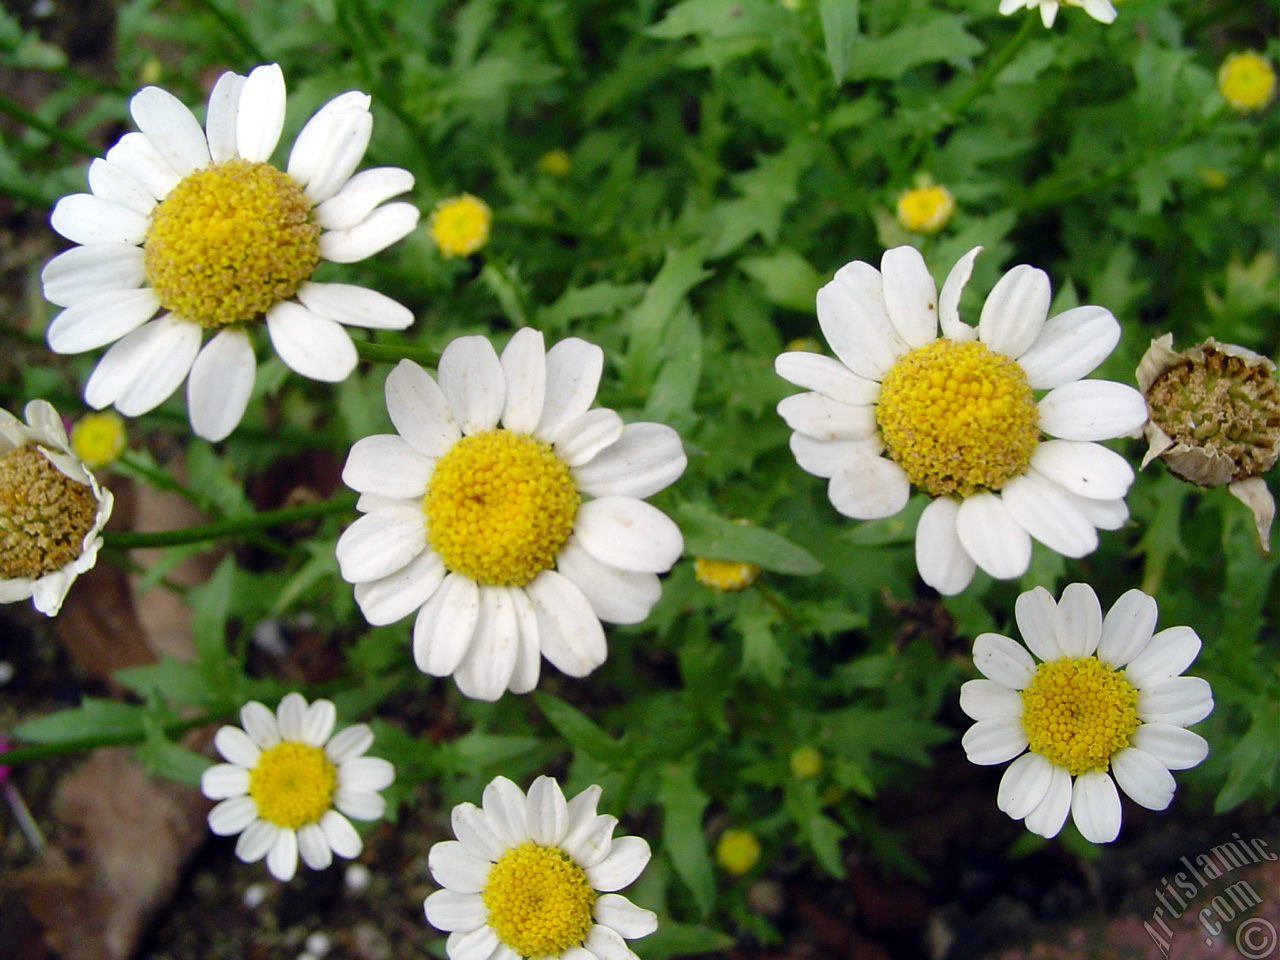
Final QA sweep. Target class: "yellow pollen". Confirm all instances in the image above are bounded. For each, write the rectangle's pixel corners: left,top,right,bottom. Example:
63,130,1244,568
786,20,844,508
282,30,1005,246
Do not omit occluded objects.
247,742,336,830
424,430,579,586
429,194,492,258
0,445,98,580
876,338,1040,496
694,557,760,592
71,411,127,468
1020,657,1139,777
144,159,319,328
482,841,596,957
1218,51,1275,112
896,184,956,235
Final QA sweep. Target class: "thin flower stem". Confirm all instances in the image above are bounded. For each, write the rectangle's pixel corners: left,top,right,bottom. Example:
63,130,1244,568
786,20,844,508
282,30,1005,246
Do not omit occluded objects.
103,494,357,550
0,92,97,156
188,0,269,64
354,339,439,366
2,782,47,853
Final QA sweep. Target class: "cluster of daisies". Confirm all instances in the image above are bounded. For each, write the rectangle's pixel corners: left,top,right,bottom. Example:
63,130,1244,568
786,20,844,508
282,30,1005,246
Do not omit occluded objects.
3,32,1272,955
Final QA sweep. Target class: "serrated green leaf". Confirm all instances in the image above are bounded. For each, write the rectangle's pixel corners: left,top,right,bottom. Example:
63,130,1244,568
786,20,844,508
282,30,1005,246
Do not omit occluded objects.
734,592,785,685
534,691,628,765
136,726,211,787
739,248,822,312
819,0,860,84
658,762,716,917
679,503,822,575
114,658,218,707
12,698,147,745
1215,707,1280,813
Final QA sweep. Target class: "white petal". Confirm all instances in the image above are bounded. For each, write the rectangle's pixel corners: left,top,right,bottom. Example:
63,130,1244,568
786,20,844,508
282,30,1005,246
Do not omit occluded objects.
320,810,363,859
453,587,520,702
584,924,642,960
448,925,501,960
82,315,198,414
955,491,1032,580
585,835,651,892
424,889,487,933
553,408,625,467
235,63,286,163
265,301,356,382
958,678,1023,721
880,245,939,348
343,434,434,498
287,91,371,186
915,496,976,596
354,548,446,626
789,433,882,479
1016,305,1120,389
130,86,211,176
829,455,911,520
997,751,1054,820
776,392,877,441
437,335,505,435
276,692,307,741
999,473,1098,559
499,327,546,434
301,699,336,747
938,246,981,342
525,775,569,847
556,539,661,625
774,351,881,405
1096,589,1158,668
41,242,146,307
816,261,903,381
536,338,604,440
325,724,374,764
978,264,1050,359
973,632,1036,689
47,287,160,354
1023,766,1071,838
339,756,395,793
483,776,531,846
303,106,373,204
105,132,179,199
29,572,73,616
1038,381,1148,441
214,726,260,767
594,894,659,940
413,573,481,677
298,822,333,870
87,159,155,216
573,422,686,500
1123,626,1200,688
526,570,608,677
1137,677,1214,726
451,802,506,861
266,828,299,881
334,784,385,821
1014,586,1061,663
201,763,250,800
50,192,145,244
385,359,461,457
204,70,246,163
574,497,682,573
209,796,258,836
1054,582,1102,658
314,166,415,230
319,201,419,263
1070,770,1122,843
1110,747,1176,811
295,281,413,330
961,717,1028,765
1029,440,1134,501
233,818,278,860
507,587,542,695
186,328,256,442
240,700,280,748
335,506,427,583
561,810,615,867
1128,723,1209,770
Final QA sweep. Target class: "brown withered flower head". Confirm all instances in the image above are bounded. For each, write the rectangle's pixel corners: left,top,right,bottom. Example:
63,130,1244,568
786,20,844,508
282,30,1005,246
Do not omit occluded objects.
1137,335,1279,554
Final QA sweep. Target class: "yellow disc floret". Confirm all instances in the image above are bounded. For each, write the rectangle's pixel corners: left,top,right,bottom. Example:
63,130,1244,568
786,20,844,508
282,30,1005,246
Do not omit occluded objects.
0,445,99,580
425,430,579,586
71,411,127,468
876,338,1040,497
247,742,337,830
1020,657,1139,777
1218,51,1275,113
482,841,596,957
694,557,760,592
144,158,319,328
429,193,492,258
896,184,956,235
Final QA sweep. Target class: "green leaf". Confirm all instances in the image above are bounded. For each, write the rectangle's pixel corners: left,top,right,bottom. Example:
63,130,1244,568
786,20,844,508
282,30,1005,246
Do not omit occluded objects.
639,921,735,958
819,0,860,84
533,692,628,765
738,248,823,312
678,503,823,575
648,0,788,41
1215,706,1280,813
190,556,236,682
136,726,211,787
658,762,716,917
734,592,785,685
844,16,982,81
114,658,217,707
12,698,147,745
643,304,703,422
624,243,711,386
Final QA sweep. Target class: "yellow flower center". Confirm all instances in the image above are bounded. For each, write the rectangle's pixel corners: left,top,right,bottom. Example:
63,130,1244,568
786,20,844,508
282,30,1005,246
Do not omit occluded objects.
0,445,99,580
71,411,127,468
144,159,320,328
247,742,337,830
895,184,955,235
424,430,579,586
481,841,596,958
876,338,1040,497
1020,657,1139,777
715,828,761,876
429,193,491,258
1218,51,1276,112
693,557,760,592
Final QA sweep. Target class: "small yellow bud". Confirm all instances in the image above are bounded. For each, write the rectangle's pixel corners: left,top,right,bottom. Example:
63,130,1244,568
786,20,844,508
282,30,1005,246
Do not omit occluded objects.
71,411,126,468
694,557,760,592
1218,51,1275,113
429,194,492,258
896,183,956,235
790,745,823,779
716,828,761,875
537,149,572,176
784,337,823,354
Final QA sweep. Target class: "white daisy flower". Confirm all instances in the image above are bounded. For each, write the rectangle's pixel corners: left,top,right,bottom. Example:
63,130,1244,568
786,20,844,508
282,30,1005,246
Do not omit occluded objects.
43,63,420,442
775,245,1148,596
335,330,687,701
425,775,657,960
0,399,113,616
200,693,395,882
959,583,1212,843
998,0,1116,28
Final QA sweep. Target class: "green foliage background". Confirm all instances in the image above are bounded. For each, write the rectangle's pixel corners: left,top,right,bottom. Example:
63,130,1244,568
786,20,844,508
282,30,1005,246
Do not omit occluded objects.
2,0,1277,951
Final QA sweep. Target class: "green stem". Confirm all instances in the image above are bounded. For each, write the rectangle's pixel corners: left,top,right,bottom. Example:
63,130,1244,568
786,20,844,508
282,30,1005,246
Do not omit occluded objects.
103,494,357,550
353,338,439,366
189,0,269,63
0,92,97,156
